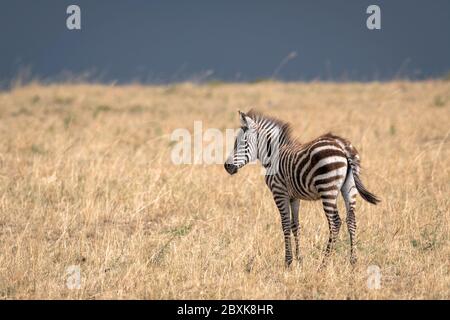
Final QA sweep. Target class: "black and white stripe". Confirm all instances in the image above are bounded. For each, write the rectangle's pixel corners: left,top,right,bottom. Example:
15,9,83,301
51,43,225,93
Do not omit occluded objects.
225,110,380,267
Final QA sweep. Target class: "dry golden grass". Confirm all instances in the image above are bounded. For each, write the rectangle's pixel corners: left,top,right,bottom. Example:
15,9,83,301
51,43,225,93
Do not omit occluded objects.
0,81,449,299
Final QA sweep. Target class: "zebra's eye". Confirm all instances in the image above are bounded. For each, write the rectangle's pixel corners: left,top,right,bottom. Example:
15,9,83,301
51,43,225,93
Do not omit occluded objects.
242,126,248,133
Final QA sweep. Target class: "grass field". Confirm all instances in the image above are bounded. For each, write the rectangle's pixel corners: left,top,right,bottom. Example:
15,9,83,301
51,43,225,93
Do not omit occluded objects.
0,80,448,299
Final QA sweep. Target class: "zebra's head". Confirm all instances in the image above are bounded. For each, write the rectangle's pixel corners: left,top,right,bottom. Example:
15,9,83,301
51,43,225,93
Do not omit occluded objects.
224,111,258,175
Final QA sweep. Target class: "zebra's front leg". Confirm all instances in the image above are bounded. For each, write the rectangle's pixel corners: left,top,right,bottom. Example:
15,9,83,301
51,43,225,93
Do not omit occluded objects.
290,199,301,262
275,196,293,268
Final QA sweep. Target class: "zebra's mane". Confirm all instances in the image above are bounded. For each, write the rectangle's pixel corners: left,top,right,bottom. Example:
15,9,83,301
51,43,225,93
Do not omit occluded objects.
246,109,294,144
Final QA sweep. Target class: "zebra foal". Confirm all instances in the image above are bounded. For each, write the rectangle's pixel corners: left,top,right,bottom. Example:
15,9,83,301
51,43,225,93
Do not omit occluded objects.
224,110,380,267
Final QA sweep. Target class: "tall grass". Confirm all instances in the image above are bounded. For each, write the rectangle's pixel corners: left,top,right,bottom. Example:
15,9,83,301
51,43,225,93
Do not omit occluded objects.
0,81,448,299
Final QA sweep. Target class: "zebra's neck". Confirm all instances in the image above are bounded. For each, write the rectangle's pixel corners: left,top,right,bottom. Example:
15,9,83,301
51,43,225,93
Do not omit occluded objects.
256,123,291,170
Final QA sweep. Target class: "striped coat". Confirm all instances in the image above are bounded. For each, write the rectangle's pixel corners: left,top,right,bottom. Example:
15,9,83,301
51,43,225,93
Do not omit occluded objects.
225,110,380,267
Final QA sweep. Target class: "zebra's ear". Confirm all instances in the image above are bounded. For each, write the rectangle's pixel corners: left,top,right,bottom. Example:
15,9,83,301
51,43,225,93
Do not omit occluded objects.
238,110,248,127
238,110,257,129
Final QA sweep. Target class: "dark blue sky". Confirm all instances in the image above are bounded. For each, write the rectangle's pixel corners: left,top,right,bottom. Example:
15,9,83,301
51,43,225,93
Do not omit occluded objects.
1,0,449,85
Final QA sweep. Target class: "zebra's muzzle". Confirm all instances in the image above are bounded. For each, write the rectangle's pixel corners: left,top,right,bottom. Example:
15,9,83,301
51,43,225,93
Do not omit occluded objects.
224,163,238,175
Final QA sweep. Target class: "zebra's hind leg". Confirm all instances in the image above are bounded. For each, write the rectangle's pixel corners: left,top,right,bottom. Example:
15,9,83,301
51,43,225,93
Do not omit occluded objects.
319,193,341,268
290,199,301,262
341,173,359,265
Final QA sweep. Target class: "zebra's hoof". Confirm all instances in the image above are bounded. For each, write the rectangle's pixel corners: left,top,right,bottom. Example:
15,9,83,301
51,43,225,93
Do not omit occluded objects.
285,259,293,269
318,259,329,271
350,256,357,266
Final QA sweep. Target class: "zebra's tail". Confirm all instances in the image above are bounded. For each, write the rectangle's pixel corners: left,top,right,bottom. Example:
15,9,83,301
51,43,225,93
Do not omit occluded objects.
344,143,381,205
352,170,380,205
